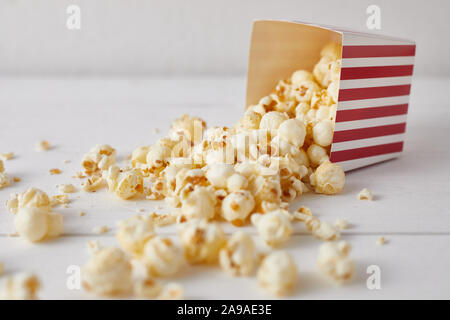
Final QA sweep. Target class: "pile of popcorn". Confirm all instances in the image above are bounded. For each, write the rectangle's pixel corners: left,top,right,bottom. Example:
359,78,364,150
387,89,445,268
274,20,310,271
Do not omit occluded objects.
2,42,358,299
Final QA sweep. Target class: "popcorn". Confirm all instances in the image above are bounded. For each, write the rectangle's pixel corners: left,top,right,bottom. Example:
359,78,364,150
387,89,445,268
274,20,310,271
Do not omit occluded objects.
239,109,262,130
312,161,345,195
0,152,14,161
307,144,329,167
317,241,354,284
35,140,50,152
146,144,172,169
358,188,373,201
82,144,116,175
169,114,206,144
259,111,288,135
0,172,10,189
178,219,226,264
291,70,314,85
180,186,216,220
50,194,70,207
376,237,386,245
133,278,162,299
14,207,63,242
277,119,306,148
0,273,41,300
81,176,105,192
221,191,255,225
158,283,184,300
257,251,298,296
206,163,235,189
82,247,132,296
117,215,155,256
219,231,255,276
7,188,51,214
92,225,109,234
334,219,349,230
226,173,248,192
131,146,150,168
58,184,76,193
142,237,183,277
49,168,62,175
312,221,340,241
312,120,334,147
251,210,293,247
105,166,144,200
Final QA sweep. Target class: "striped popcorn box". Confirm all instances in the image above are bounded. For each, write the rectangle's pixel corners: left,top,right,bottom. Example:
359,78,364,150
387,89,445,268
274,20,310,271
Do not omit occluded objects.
246,20,415,171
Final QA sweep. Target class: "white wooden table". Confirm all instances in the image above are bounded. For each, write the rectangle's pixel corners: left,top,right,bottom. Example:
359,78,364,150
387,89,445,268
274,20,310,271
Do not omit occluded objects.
0,76,449,299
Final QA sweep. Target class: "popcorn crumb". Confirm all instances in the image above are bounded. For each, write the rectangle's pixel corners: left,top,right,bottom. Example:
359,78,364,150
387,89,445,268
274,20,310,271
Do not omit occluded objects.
137,208,145,213
72,171,85,179
63,159,71,164
87,240,101,254
0,152,14,161
376,237,386,245
58,184,76,193
51,194,70,207
49,168,62,175
81,176,104,192
153,128,160,134
13,177,21,183
358,188,373,201
92,226,109,234
334,219,349,230
79,211,86,217
35,140,50,152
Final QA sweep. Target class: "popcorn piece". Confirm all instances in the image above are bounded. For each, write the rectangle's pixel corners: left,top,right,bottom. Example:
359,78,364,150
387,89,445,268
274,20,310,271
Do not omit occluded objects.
219,231,255,276
251,210,293,247
257,251,298,296
51,194,70,207
117,215,155,256
0,160,4,173
92,225,109,234
307,144,329,167
221,191,255,225
312,221,340,241
81,176,104,192
292,206,312,222
180,186,216,220
131,146,150,168
334,219,349,230
13,177,21,182
312,161,345,195
376,237,386,245
157,283,184,300
0,273,41,300
16,188,51,212
312,120,334,147
79,211,86,217
14,207,63,242
146,144,172,168
82,247,132,296
133,278,162,299
206,163,234,189
226,173,248,192
105,166,144,200
82,144,116,175
277,119,306,148
317,241,354,284
259,111,288,135
142,237,183,277
87,240,101,254
169,114,206,144
358,188,373,201
58,184,76,193
35,140,50,152
149,211,178,227
291,70,314,85
0,152,14,161
0,172,10,189
178,219,225,264
63,159,71,164
49,168,61,175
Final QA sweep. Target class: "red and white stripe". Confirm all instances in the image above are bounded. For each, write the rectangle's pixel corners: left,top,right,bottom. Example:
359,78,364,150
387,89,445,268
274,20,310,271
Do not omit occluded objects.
330,34,415,171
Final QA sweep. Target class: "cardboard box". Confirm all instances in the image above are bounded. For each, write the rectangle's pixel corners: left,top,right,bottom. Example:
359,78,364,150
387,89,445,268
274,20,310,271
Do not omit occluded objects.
246,20,415,171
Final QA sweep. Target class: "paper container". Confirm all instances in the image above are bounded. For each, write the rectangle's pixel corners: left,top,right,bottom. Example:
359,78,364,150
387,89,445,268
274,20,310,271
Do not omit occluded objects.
246,20,416,171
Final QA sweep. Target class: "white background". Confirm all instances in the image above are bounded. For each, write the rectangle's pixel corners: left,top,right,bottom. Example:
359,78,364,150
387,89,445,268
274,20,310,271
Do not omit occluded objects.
0,0,449,76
